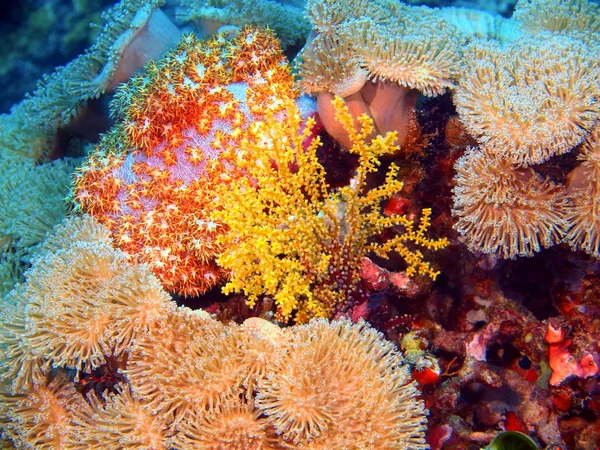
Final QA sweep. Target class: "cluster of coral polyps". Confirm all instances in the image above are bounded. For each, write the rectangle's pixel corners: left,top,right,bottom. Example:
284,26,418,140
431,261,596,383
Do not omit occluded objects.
0,216,428,449
72,26,299,296
452,27,600,260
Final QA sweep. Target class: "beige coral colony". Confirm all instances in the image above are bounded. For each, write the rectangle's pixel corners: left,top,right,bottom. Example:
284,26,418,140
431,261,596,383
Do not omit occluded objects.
1,0,600,449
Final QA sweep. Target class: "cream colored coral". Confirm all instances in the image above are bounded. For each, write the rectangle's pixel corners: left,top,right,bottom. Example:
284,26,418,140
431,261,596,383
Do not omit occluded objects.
170,396,280,450
124,306,239,423
305,0,402,32
512,0,600,45
69,384,171,449
176,0,309,48
1,372,92,449
255,319,428,448
296,28,368,97
356,22,460,97
0,215,174,392
564,127,600,258
454,35,600,166
439,6,521,43
298,1,462,99
452,146,569,258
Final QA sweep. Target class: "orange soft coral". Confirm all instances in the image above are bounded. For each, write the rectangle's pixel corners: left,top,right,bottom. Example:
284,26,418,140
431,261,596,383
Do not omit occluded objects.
72,27,299,296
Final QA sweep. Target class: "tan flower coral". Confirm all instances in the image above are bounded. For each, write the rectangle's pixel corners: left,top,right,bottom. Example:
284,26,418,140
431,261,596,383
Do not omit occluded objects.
170,396,281,450
355,20,462,97
564,128,600,258
454,35,600,167
305,0,396,31
452,146,569,258
0,215,174,392
298,2,462,98
123,307,241,423
297,0,462,150
296,28,368,98
69,384,171,449
255,319,428,448
512,0,600,45
1,372,92,449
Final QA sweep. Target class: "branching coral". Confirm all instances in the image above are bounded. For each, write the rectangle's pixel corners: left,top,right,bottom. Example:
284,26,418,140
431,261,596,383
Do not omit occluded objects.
73,26,297,296
453,35,600,167
213,95,447,323
452,146,569,258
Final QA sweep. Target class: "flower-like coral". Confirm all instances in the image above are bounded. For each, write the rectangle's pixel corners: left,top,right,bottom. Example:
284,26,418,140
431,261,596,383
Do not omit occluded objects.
564,127,600,258
256,319,428,448
452,146,569,258
176,0,310,49
453,35,600,167
212,95,447,323
512,0,600,45
72,26,298,296
0,215,174,393
170,395,280,450
299,1,460,97
69,384,172,449
123,307,242,424
0,155,79,256
0,215,428,448
297,0,462,149
1,372,94,449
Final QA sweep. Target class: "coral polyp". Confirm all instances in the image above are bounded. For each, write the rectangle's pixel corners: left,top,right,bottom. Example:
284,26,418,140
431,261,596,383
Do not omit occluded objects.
72,26,297,296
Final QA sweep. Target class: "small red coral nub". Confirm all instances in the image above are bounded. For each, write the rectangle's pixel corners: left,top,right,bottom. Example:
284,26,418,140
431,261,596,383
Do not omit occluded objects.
544,322,565,344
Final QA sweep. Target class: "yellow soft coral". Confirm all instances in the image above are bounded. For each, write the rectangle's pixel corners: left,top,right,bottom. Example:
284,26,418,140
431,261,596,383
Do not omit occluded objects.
213,96,447,323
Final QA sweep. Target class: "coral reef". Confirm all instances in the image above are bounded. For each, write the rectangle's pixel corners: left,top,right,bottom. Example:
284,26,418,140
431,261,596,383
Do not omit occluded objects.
454,35,599,167
452,146,568,258
296,0,464,148
451,0,600,260
2,0,600,449
564,125,600,258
